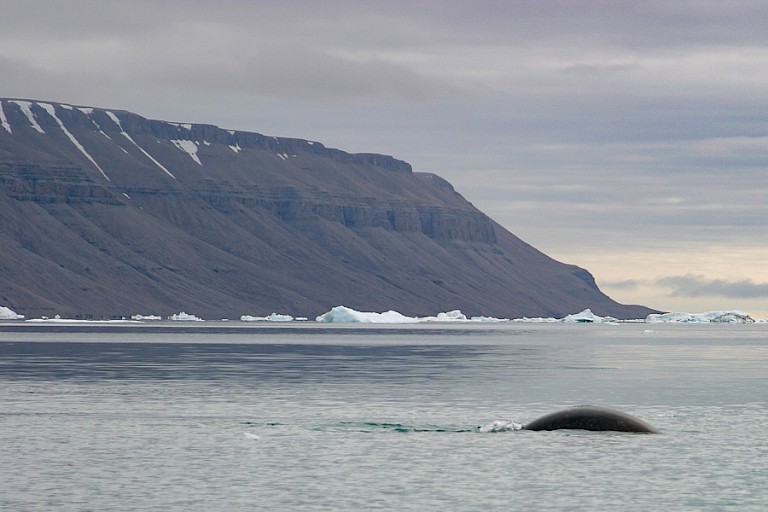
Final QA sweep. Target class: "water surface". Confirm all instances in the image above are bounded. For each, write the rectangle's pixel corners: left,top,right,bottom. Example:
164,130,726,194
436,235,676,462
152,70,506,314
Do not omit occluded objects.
1,322,766,510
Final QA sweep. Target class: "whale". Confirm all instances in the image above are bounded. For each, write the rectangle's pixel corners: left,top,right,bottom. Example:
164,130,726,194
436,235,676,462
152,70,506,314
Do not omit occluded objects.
523,405,659,433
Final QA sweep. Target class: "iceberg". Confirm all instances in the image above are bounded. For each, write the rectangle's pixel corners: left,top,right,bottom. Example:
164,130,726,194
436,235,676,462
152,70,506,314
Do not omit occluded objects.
646,311,755,323
168,311,204,321
316,306,417,323
315,305,636,324
316,306,512,323
131,314,163,321
417,310,470,322
24,315,138,323
560,309,619,324
511,316,559,323
0,305,25,320
240,313,294,322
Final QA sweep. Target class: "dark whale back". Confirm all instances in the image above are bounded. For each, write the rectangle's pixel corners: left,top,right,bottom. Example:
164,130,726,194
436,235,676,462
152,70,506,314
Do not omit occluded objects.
523,405,659,433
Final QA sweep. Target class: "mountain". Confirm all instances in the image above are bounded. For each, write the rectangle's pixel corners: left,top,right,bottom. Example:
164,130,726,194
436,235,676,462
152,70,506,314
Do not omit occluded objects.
0,98,656,320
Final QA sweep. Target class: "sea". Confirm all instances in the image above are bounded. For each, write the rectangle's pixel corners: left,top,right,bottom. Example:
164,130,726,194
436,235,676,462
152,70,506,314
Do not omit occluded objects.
1,322,766,511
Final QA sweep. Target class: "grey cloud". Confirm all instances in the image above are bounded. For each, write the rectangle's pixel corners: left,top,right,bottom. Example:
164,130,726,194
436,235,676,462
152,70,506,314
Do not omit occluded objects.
657,275,768,298
599,279,645,290
153,49,445,103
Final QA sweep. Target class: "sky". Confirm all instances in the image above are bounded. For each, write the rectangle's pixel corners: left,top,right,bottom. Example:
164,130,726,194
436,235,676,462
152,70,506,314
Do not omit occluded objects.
2,0,767,316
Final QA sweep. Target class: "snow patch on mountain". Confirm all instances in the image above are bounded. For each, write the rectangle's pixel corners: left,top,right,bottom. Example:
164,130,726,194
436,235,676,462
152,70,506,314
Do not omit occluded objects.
106,111,177,179
38,102,110,180
0,101,12,133
9,100,45,133
171,139,202,165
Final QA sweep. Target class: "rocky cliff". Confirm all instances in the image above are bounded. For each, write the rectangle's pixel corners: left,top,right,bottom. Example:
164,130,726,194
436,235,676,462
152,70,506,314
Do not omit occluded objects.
0,98,655,319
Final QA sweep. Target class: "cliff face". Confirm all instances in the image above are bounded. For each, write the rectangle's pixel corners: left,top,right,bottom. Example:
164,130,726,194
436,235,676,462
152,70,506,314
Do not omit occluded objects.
0,98,655,319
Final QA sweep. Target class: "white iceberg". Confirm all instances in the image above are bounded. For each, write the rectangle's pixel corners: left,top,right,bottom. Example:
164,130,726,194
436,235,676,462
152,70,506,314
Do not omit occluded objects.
168,311,204,321
511,316,559,323
419,310,469,322
469,315,510,323
24,315,138,324
646,311,755,323
240,313,294,322
131,314,162,321
0,305,25,320
315,306,511,324
560,309,619,323
316,306,417,323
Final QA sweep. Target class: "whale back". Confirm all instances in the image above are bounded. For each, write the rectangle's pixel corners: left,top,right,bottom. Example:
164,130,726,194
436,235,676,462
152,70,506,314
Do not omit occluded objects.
523,405,659,433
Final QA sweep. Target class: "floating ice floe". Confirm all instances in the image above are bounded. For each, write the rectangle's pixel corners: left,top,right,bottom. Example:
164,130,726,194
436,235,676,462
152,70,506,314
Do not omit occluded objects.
240,313,294,322
131,314,163,321
316,306,417,323
315,306,512,324
560,309,619,324
24,315,138,324
168,311,204,321
511,316,558,323
0,306,25,320
316,306,627,324
646,311,755,323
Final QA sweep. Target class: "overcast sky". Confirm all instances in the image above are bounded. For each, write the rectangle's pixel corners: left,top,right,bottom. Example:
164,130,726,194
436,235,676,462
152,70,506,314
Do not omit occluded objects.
2,0,767,316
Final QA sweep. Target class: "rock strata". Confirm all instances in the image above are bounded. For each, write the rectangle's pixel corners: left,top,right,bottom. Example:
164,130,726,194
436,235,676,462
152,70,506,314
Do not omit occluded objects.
0,98,656,319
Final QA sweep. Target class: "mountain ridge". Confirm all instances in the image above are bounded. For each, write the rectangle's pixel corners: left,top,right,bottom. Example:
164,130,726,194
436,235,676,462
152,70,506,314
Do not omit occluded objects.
0,98,656,319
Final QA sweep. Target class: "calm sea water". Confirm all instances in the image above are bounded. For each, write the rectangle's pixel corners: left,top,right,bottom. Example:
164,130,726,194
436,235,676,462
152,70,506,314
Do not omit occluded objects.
1,322,766,511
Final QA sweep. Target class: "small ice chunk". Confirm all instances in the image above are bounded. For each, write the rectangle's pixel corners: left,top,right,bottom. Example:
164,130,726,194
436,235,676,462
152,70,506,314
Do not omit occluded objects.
0,305,25,320
240,313,294,322
168,311,204,321
131,314,162,320
420,310,469,322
